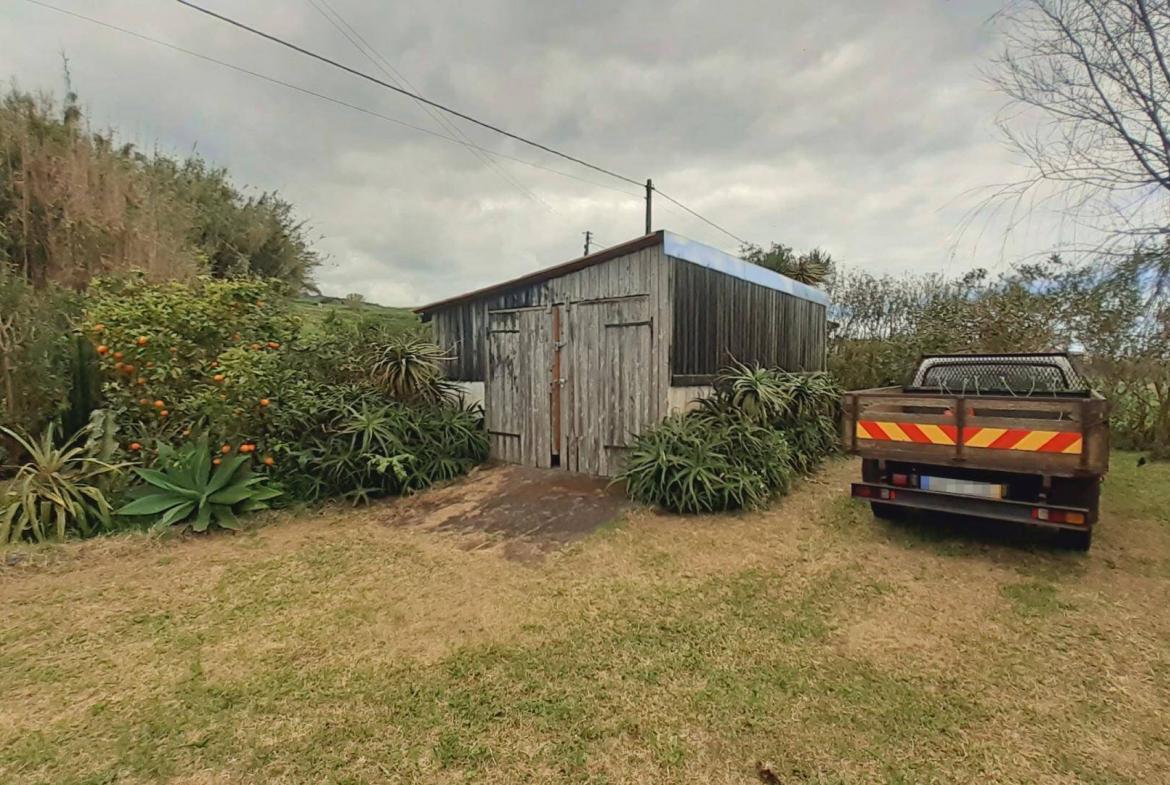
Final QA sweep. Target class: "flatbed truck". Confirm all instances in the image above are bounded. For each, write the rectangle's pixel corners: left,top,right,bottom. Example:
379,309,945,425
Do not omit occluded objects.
841,353,1109,550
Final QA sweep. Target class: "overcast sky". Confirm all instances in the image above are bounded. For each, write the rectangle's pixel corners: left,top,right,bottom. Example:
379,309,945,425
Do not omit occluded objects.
1,0,1071,306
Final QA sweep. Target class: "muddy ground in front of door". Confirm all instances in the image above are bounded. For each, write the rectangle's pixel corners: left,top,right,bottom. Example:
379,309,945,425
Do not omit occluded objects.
379,463,630,562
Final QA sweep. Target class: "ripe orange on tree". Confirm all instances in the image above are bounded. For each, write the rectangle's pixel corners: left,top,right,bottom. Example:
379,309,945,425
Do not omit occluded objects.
267,341,280,350
158,410,169,418
136,336,149,347
212,458,222,466
259,398,270,407
154,400,165,409
263,456,275,466
129,442,142,452
113,351,123,361
213,374,225,383
96,345,109,356
221,444,232,455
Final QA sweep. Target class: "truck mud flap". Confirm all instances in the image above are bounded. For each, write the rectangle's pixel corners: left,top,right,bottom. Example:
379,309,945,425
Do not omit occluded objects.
850,483,1092,531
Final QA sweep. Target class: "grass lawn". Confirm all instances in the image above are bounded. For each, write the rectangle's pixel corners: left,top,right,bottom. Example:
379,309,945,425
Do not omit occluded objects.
2,456,1169,784
291,296,419,334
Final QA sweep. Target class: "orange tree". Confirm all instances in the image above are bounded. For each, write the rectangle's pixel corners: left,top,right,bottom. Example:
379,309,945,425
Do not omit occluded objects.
82,276,300,461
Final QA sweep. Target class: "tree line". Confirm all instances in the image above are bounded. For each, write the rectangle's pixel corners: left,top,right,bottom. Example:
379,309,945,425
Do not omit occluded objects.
0,88,318,291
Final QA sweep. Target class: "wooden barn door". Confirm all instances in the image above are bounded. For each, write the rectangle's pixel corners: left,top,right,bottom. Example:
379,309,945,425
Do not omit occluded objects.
561,296,654,476
485,307,553,468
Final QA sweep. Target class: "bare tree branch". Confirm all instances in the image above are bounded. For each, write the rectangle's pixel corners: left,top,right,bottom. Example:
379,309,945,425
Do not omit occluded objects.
986,0,1170,259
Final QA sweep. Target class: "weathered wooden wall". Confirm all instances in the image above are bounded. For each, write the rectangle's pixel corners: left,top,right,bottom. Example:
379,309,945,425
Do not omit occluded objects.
669,259,827,380
428,245,671,385
560,295,657,476
484,307,553,468
428,244,672,475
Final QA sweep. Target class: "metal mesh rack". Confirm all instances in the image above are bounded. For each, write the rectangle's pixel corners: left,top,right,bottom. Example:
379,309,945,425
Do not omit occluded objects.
909,354,1088,396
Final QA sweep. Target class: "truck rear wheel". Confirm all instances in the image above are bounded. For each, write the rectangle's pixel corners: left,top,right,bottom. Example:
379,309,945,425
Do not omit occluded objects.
1057,528,1093,551
1051,476,1101,524
870,502,908,521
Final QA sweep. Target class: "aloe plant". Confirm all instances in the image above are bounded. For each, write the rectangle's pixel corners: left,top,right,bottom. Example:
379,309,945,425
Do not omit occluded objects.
117,438,280,532
369,333,458,404
0,422,120,544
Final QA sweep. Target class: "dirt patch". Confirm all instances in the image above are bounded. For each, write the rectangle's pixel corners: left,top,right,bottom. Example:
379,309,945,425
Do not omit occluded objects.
379,463,629,560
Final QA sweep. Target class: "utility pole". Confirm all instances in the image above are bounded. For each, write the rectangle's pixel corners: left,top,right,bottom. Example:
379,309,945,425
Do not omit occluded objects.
583,230,593,256
644,178,653,235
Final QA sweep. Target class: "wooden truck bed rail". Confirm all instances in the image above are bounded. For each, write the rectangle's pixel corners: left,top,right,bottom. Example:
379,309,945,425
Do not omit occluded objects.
841,387,1109,477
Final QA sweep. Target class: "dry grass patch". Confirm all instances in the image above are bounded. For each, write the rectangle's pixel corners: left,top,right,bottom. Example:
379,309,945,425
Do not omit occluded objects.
2,456,1170,783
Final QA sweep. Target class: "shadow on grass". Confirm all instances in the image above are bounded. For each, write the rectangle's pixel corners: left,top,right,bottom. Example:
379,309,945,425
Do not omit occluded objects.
829,496,1089,579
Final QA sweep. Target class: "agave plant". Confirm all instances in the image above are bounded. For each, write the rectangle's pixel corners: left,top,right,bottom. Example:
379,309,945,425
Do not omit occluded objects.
714,361,794,423
0,422,120,544
616,414,785,513
369,334,458,404
117,438,281,532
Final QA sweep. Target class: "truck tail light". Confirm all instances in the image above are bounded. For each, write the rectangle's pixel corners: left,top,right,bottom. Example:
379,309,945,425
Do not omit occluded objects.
1032,508,1086,525
891,473,909,487
851,485,897,502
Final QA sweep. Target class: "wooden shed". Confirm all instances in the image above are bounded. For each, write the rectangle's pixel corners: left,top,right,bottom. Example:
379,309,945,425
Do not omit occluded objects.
416,230,829,476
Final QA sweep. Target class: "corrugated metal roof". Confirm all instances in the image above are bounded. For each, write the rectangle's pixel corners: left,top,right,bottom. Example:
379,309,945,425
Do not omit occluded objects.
414,229,830,313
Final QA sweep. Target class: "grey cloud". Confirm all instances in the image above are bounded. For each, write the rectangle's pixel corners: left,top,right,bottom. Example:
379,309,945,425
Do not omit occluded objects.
2,0,1063,306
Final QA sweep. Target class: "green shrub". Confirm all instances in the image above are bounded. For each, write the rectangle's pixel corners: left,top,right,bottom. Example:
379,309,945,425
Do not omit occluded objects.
82,275,301,449
39,274,489,522
0,420,121,543
117,437,281,532
0,268,79,442
619,414,790,513
618,366,840,514
274,391,488,504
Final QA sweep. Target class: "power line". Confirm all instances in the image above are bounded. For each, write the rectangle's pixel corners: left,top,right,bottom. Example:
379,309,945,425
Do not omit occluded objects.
655,189,748,245
20,0,647,202
173,0,647,189
303,0,553,213
23,0,751,249
176,0,752,246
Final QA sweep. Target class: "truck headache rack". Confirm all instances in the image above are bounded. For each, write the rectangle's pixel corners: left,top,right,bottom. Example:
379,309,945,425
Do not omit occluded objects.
910,353,1089,395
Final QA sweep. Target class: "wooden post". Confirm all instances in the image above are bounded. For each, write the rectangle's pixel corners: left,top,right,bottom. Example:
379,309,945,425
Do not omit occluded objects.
645,179,653,235
849,394,859,451
551,305,563,460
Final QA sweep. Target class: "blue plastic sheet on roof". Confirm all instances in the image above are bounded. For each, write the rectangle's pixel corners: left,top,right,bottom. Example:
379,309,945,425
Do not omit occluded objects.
662,231,831,307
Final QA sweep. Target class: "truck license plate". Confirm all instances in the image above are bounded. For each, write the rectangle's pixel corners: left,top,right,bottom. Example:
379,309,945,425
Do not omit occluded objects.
920,476,1006,499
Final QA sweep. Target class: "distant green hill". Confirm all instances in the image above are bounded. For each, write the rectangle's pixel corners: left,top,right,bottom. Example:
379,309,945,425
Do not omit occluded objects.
293,296,419,333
